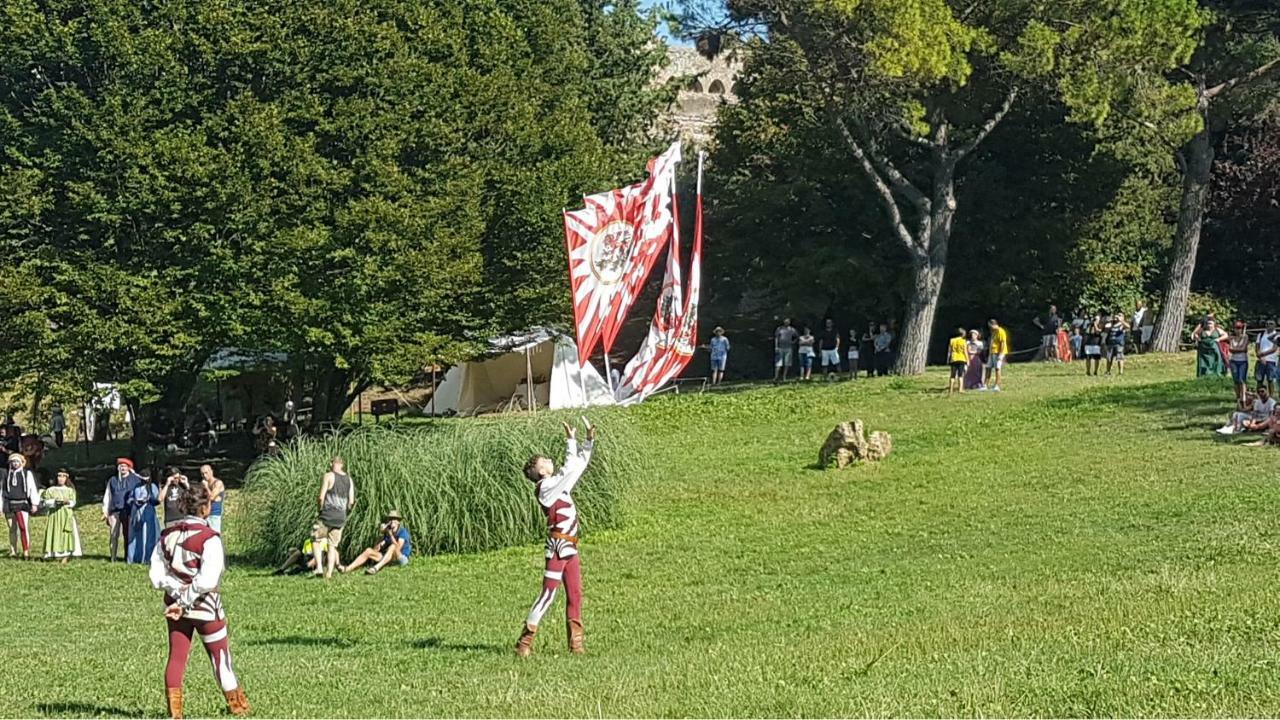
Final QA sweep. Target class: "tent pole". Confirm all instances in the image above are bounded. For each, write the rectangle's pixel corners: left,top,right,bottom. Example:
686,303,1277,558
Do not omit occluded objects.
602,352,615,396
430,366,436,417
525,347,535,414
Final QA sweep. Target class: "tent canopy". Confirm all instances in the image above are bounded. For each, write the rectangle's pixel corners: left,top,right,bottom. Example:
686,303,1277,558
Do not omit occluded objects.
432,330,613,415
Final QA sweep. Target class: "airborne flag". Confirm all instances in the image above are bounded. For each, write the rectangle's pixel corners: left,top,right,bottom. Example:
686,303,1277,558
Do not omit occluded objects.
563,143,682,365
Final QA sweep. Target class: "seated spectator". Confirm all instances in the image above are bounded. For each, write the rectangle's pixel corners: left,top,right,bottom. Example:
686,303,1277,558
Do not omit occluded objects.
341,510,411,575
273,522,330,575
1218,383,1275,435
1246,405,1280,447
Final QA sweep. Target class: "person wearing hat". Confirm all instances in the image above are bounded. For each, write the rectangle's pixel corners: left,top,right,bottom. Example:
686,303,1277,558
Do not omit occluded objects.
3,452,39,558
709,326,730,386
340,510,411,575
102,457,143,562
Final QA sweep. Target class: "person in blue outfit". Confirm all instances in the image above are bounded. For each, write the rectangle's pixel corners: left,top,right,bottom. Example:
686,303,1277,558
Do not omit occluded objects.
341,510,411,575
101,458,143,562
126,472,160,564
709,327,730,386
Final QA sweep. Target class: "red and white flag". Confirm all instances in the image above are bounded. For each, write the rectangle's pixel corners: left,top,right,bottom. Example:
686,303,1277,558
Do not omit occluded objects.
563,142,682,365
617,152,704,402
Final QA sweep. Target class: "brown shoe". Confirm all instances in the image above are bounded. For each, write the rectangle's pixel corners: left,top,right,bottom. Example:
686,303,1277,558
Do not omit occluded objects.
166,687,184,719
224,687,250,717
568,618,585,655
515,623,537,658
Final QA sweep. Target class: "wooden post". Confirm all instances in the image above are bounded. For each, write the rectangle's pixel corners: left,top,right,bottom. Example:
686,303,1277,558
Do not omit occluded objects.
525,347,535,414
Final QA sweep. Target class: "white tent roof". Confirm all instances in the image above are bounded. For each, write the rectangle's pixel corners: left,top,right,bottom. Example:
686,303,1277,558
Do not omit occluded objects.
431,332,613,415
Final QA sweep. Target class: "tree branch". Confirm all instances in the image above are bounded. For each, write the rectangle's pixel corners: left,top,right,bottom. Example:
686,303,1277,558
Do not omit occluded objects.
1206,56,1280,99
955,85,1019,160
831,112,921,255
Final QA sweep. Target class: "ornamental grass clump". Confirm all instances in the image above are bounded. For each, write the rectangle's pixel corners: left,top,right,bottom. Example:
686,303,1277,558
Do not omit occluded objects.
239,412,641,563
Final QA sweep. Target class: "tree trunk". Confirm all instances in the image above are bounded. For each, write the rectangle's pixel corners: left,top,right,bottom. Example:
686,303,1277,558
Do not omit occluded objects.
894,161,956,375
1152,92,1213,353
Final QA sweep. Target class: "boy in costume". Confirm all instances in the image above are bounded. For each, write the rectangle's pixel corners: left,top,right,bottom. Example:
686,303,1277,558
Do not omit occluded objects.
149,483,249,719
516,420,596,657
3,453,39,557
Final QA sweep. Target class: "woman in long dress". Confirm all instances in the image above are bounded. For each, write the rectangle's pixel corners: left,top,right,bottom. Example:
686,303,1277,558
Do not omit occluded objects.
41,467,82,563
963,329,986,390
127,475,160,564
1195,319,1229,377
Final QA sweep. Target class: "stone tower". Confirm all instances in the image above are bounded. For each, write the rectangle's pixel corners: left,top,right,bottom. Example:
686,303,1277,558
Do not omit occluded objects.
656,46,743,148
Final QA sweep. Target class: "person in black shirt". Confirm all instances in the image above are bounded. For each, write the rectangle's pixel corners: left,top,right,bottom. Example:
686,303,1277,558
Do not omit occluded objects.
1033,304,1062,362
819,319,841,382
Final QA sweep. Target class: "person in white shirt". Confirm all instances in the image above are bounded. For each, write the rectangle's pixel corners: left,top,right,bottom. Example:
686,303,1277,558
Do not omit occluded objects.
1132,301,1149,354
1218,384,1276,435
1256,320,1278,396
3,453,40,558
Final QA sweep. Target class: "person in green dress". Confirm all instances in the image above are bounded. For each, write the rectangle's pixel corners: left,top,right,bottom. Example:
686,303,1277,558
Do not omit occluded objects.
1194,318,1229,377
41,467,82,564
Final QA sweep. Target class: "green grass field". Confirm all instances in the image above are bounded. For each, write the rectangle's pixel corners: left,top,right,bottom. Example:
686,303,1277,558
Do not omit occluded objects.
4,354,1280,718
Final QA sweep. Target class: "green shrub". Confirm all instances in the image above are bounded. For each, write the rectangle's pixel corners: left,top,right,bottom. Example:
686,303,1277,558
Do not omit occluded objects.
239,412,644,564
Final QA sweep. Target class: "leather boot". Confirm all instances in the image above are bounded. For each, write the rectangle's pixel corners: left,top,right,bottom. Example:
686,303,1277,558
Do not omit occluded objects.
224,687,250,717
515,623,537,658
165,688,184,719
568,618,585,655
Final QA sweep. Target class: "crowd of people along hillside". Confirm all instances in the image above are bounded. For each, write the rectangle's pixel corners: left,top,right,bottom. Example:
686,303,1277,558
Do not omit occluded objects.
1204,316,1280,446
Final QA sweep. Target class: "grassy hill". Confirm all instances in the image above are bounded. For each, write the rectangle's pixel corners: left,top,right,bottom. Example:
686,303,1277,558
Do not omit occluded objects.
4,354,1280,717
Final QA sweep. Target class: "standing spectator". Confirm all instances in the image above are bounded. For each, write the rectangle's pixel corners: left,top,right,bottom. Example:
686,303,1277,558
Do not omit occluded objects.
1069,325,1084,362
1227,321,1251,401
1083,312,1105,377
4,453,39,558
1033,305,1061,361
708,327,730,386
1104,312,1129,376
202,465,226,534
947,327,968,396
1194,318,1229,378
49,405,66,448
1132,301,1149,353
773,319,798,383
819,319,841,382
159,467,189,527
860,323,877,378
1,415,22,454
126,473,160,565
964,329,986,390
41,468,81,563
984,319,1010,391
847,329,861,380
1071,308,1087,332
1256,320,1278,395
314,456,356,579
873,324,894,377
102,458,142,562
797,326,816,381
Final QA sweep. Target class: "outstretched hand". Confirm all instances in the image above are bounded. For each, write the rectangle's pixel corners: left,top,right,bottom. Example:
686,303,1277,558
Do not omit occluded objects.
587,424,597,441
562,422,576,440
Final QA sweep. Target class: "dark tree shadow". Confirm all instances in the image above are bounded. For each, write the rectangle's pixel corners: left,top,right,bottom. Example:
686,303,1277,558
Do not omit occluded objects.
409,636,506,654
248,635,357,648
36,702,142,718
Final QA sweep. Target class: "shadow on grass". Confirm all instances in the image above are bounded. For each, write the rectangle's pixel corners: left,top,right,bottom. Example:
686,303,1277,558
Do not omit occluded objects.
409,636,506,654
1043,377,1229,425
248,635,357,648
36,702,141,717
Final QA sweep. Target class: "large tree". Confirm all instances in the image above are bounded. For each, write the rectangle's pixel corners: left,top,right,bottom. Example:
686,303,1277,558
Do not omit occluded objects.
1141,0,1280,351
0,0,669,435
686,0,1206,373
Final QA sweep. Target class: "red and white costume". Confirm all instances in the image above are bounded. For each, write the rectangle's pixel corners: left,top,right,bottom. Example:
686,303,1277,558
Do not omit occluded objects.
525,438,594,628
149,517,241,696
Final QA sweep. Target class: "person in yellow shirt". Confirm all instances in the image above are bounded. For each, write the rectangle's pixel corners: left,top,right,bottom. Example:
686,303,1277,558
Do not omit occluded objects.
985,319,1010,391
948,327,968,396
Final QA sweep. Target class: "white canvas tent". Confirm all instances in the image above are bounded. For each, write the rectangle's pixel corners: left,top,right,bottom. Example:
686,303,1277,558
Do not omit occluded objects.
431,330,614,415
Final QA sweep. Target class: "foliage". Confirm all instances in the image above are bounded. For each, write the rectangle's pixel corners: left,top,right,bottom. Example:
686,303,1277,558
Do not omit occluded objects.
0,0,669,424
238,412,647,563
7,356,1280,716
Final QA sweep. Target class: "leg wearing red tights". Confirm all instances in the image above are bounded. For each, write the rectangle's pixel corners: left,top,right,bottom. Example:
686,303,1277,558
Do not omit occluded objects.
198,620,240,692
526,555,566,627
165,619,196,690
561,554,582,623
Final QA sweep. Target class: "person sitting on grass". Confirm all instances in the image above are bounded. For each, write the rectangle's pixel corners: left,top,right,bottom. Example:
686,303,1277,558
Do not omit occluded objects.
1246,405,1280,446
1218,383,1275,435
273,522,330,575
341,510,411,575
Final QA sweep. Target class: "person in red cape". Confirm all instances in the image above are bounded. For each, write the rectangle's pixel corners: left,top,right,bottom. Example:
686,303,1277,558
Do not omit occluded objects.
148,482,249,719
